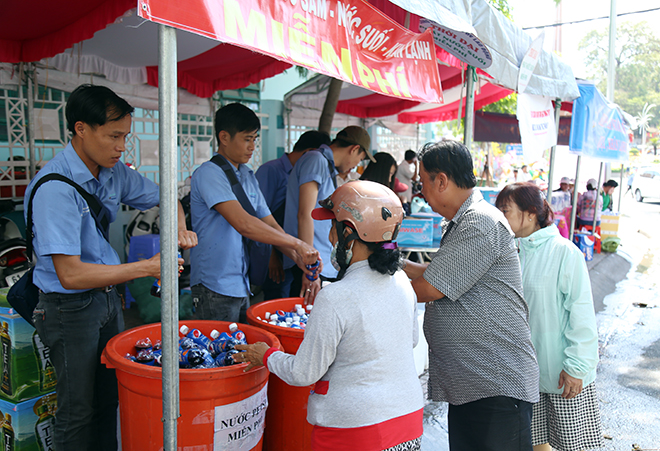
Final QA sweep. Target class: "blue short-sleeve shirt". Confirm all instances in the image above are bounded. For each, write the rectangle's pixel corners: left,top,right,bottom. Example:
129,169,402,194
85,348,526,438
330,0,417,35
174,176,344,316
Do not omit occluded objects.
190,157,270,297
25,142,160,294
282,145,338,278
255,153,292,226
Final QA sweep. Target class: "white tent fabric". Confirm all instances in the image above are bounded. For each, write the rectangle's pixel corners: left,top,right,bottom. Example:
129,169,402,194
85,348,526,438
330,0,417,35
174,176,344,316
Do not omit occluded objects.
0,63,213,116
392,0,579,101
284,74,495,136
470,0,579,101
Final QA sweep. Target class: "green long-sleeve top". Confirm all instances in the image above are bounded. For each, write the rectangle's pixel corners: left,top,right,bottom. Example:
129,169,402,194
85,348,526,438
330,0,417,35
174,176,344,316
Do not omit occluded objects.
517,224,599,394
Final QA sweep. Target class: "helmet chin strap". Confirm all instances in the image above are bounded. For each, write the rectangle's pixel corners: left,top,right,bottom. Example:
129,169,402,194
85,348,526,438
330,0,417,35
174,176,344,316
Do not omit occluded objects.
335,221,359,280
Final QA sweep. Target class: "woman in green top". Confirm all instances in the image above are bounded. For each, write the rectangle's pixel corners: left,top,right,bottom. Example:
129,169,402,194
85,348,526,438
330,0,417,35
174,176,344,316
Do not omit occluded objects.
601,179,618,211
496,182,604,451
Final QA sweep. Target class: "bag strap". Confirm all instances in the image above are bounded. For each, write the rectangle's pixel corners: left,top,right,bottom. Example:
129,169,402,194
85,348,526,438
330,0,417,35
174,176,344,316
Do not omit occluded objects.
26,173,110,261
315,149,337,190
210,154,259,218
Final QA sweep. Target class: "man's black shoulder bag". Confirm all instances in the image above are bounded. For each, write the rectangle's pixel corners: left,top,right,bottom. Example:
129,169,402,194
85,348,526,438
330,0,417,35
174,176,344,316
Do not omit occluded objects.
210,155,272,287
8,174,110,326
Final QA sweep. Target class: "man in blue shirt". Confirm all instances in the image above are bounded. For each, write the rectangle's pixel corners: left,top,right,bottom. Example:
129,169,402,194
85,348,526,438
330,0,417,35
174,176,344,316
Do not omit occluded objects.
27,84,198,451
255,130,330,300
190,103,319,322
282,126,375,302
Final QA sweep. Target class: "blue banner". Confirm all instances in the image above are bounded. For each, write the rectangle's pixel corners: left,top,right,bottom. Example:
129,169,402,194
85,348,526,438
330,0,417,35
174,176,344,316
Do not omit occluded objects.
569,82,629,162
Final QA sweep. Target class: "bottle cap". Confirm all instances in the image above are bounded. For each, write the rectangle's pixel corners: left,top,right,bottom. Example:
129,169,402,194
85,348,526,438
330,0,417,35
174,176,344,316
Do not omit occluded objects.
292,315,300,322
285,317,293,323
180,325,189,335
306,305,313,312
265,312,271,320
228,323,238,333
210,330,220,340
294,304,302,310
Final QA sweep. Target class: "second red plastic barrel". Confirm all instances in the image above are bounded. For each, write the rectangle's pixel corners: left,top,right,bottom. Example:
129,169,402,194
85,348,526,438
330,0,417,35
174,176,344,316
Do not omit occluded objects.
101,320,281,451
247,297,313,451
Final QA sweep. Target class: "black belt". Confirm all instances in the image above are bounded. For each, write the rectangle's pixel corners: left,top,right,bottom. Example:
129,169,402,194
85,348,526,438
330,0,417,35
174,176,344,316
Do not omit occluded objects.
93,285,114,293
41,286,115,296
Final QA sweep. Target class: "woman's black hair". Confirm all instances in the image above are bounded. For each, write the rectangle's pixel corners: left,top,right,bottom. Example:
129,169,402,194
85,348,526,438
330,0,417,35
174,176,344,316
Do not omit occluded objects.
365,241,402,275
334,220,402,280
495,182,554,229
360,152,397,190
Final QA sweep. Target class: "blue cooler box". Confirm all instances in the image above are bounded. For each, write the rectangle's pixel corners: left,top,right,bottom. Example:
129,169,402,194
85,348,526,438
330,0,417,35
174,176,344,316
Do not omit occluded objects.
126,234,161,308
410,212,443,247
477,187,501,206
573,233,594,261
397,218,434,248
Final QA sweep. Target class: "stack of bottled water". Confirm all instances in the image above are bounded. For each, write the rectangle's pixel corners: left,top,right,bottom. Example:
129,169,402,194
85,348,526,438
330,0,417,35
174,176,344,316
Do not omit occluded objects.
125,323,248,369
255,304,313,329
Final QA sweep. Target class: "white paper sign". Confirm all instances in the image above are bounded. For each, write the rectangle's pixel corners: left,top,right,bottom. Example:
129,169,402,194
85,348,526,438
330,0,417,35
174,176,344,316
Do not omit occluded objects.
214,383,268,451
517,31,545,94
516,93,557,163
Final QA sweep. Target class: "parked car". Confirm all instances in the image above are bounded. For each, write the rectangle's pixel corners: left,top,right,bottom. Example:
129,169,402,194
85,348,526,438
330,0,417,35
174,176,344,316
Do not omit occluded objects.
632,166,660,202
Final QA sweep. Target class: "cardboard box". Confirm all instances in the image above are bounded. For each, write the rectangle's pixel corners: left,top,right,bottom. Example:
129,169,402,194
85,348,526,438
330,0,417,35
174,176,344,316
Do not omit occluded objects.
410,212,444,246
600,214,619,238
0,314,57,403
397,218,434,248
0,392,56,451
0,288,18,316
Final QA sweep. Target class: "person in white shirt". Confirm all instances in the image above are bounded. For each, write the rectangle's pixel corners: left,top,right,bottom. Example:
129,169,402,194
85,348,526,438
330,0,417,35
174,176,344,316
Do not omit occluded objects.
396,149,418,204
519,165,533,182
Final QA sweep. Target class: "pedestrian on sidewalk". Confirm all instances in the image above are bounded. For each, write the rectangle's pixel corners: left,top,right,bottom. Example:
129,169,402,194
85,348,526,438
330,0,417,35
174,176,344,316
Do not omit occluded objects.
403,140,539,451
496,182,604,451
236,181,423,451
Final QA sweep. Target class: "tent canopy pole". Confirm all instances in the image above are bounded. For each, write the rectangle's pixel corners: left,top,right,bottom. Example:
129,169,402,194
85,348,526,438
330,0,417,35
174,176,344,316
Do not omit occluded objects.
158,23,179,451
463,66,475,150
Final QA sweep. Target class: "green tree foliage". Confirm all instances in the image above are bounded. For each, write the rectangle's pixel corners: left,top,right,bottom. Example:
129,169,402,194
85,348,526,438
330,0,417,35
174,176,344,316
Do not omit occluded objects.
579,21,660,128
480,92,518,115
487,0,513,20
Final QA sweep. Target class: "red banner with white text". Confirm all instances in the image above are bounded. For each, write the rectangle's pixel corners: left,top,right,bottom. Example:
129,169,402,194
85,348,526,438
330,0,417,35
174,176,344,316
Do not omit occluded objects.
138,0,443,103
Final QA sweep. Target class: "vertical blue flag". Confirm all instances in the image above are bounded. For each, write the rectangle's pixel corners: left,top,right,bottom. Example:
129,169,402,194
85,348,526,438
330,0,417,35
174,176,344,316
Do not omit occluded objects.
569,82,629,162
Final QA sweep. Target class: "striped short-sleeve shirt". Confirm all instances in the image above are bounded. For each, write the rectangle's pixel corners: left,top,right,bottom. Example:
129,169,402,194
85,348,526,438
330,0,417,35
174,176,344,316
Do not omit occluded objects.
422,190,539,406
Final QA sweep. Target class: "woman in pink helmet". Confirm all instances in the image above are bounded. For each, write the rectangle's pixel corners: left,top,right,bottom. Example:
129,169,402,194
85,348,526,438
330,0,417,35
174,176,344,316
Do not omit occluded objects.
236,181,424,451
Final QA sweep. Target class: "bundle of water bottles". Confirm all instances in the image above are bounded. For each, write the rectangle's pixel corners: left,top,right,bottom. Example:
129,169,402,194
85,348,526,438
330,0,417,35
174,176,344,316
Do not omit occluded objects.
125,323,248,369
255,304,313,330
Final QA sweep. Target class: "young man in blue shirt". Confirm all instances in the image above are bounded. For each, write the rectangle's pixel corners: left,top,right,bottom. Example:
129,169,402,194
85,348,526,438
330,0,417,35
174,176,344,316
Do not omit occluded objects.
190,103,319,322
255,130,330,300
282,126,374,302
27,84,198,451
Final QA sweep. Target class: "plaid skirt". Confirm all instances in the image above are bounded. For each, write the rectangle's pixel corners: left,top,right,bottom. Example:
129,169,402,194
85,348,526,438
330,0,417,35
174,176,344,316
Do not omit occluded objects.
531,382,604,451
383,437,422,451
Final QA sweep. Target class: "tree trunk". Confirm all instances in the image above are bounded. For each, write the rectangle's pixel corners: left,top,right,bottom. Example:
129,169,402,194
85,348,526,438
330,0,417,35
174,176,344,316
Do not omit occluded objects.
318,78,343,134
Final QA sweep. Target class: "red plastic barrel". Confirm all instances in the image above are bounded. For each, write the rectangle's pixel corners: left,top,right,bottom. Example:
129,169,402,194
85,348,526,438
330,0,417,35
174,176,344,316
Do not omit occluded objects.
247,298,313,451
101,320,281,451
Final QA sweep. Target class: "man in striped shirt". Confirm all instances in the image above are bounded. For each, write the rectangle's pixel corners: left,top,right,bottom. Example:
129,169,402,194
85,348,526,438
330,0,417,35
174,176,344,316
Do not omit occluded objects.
404,140,539,451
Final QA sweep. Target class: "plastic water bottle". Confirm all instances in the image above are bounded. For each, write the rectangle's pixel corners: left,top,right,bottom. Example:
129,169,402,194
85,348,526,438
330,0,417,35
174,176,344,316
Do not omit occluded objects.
214,350,239,367
180,325,213,351
151,252,184,297
208,332,231,356
306,260,320,281
228,323,247,344
179,348,205,368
